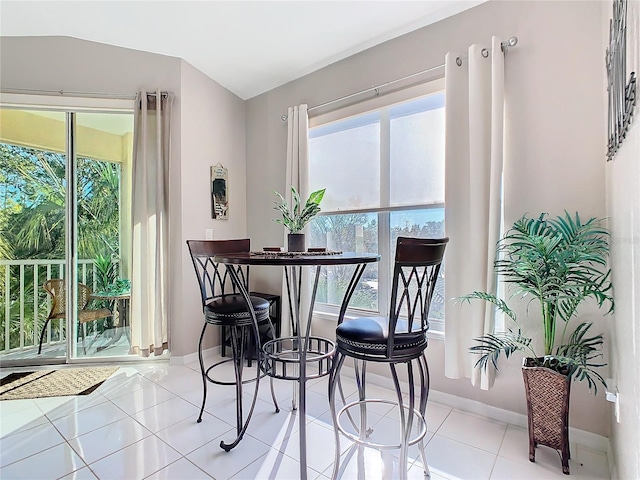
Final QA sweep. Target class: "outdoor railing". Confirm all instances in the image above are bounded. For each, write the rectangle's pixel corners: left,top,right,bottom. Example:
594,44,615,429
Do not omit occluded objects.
0,259,100,354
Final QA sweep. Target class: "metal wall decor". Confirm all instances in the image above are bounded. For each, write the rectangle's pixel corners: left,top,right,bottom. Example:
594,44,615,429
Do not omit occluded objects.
211,163,229,219
606,0,637,161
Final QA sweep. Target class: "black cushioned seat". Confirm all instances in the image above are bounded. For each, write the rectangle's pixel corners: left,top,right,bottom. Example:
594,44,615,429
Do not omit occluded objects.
336,316,427,358
205,294,269,326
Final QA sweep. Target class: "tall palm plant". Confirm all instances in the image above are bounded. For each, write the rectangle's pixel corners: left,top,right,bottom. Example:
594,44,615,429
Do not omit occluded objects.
461,212,614,392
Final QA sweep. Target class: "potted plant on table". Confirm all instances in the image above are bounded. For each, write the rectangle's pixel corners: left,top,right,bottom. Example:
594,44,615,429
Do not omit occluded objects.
94,253,118,293
460,211,613,475
273,186,325,252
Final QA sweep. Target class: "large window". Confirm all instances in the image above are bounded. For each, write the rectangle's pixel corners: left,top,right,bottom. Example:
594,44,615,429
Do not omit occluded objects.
309,90,446,331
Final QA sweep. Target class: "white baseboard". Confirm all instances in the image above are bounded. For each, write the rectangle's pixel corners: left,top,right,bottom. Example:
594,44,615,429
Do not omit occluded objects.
169,345,221,366
607,440,616,479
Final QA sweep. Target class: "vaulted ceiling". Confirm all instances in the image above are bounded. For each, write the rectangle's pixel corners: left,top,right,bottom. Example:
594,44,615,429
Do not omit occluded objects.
0,1,485,99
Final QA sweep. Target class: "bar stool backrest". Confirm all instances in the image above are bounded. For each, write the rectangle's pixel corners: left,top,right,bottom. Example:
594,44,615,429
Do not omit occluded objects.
186,239,251,310
387,236,448,354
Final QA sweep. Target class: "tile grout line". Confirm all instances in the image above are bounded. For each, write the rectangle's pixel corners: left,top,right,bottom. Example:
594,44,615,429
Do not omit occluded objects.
487,421,510,480
2,361,611,479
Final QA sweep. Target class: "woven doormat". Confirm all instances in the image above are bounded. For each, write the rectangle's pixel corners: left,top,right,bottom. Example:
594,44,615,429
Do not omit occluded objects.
0,367,118,400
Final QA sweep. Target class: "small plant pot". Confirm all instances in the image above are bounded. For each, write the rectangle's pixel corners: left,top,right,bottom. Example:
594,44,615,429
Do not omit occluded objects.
287,233,305,252
522,357,572,475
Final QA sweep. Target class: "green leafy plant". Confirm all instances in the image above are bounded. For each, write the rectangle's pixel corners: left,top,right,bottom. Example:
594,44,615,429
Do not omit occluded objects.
460,212,614,393
99,278,131,296
93,254,118,290
273,186,326,233
94,254,130,295
94,253,118,292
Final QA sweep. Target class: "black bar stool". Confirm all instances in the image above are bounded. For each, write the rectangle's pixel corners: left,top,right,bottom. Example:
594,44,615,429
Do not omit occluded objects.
187,239,279,452
328,236,448,479
221,291,281,365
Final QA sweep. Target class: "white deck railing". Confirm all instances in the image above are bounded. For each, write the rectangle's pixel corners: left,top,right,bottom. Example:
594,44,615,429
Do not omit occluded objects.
0,259,99,353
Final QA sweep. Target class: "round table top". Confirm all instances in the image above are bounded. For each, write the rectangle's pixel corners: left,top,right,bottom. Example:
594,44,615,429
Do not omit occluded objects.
214,251,380,266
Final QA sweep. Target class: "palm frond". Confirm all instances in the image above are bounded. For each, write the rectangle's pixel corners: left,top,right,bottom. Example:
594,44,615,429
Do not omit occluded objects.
554,322,604,363
458,291,517,322
470,329,532,371
552,355,607,394
553,322,607,394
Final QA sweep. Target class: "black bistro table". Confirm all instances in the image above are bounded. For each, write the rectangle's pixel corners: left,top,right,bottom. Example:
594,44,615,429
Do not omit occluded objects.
213,250,380,480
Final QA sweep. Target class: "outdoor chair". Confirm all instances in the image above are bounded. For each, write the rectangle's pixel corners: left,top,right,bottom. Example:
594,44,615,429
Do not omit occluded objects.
38,279,112,355
328,236,448,480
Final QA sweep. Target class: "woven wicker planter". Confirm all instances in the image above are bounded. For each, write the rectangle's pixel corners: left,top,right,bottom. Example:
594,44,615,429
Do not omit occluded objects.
522,357,571,475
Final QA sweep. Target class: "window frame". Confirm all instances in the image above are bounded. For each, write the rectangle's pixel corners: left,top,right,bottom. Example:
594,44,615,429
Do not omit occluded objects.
309,79,446,333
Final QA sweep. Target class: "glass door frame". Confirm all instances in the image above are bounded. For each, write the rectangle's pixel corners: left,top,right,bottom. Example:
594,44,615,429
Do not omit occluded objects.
66,111,78,362
0,93,135,367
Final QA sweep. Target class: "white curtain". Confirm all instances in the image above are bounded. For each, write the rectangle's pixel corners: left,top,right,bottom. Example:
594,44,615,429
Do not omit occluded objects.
281,104,310,337
130,89,174,356
444,37,505,389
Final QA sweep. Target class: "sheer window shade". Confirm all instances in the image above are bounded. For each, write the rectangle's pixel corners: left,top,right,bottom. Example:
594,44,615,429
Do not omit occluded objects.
309,80,444,214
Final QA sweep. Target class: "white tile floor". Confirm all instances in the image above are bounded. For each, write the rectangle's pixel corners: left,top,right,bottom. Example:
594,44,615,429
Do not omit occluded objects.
0,356,610,480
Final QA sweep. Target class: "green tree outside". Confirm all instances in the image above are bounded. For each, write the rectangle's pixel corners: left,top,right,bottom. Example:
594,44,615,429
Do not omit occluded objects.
0,143,121,351
310,211,445,316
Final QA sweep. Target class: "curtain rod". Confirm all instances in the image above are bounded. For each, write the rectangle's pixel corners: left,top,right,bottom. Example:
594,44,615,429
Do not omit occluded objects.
0,88,169,100
281,36,518,121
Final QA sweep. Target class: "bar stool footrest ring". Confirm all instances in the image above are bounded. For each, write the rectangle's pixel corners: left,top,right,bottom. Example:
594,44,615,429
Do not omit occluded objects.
204,357,266,386
262,336,335,380
336,399,427,449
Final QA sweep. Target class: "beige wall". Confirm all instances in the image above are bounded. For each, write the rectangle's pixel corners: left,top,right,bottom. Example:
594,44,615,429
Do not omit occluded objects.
175,60,248,356
246,1,611,437
0,36,247,358
604,0,640,478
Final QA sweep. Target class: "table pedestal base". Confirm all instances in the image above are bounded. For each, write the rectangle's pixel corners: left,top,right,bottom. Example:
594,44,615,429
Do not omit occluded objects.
262,336,335,380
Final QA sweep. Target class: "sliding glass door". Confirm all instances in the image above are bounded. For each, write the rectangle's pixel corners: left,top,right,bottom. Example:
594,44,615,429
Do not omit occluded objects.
0,106,133,365
74,112,133,359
